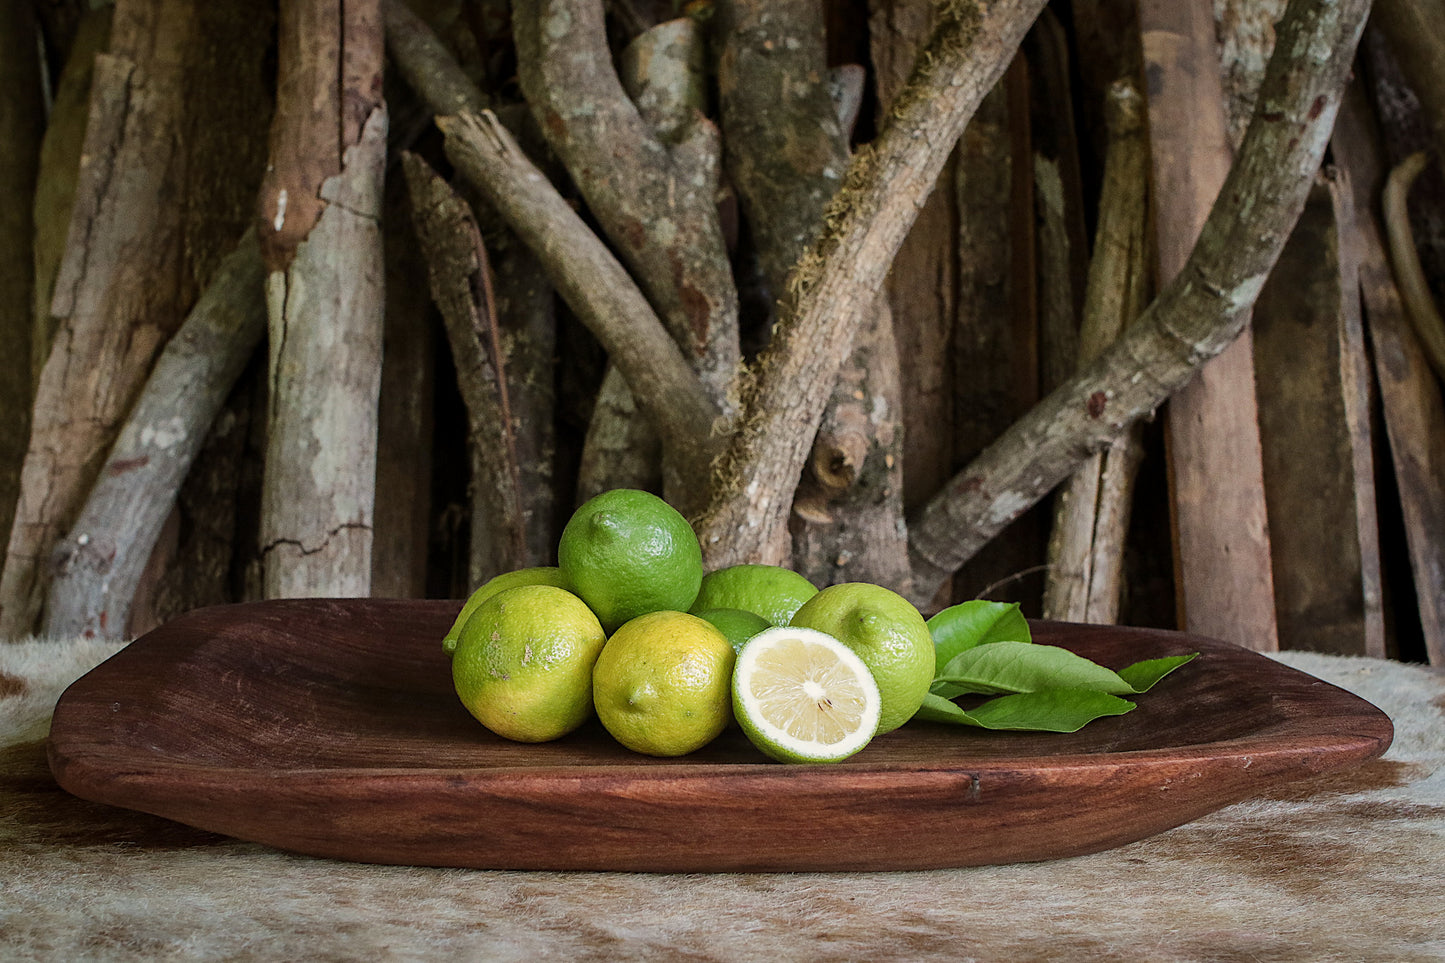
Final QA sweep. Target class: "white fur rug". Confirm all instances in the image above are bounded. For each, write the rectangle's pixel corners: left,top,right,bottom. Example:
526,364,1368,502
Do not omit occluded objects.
2,636,1442,962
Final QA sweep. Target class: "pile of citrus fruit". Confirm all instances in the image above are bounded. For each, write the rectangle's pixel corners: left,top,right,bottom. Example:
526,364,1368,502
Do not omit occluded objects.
443,488,934,763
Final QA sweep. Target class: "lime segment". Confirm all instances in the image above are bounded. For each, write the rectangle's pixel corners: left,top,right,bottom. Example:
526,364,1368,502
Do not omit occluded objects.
732,626,881,763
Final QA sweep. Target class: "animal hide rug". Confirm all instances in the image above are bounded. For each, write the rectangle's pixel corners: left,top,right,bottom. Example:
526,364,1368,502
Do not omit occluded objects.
1,637,1442,961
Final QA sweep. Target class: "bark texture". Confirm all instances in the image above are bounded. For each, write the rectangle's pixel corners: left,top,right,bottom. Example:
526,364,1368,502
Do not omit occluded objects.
908,0,1372,606
257,0,387,599
383,0,558,561
576,16,709,500
1371,0,1445,173
867,0,961,518
513,0,739,404
29,9,111,388
1,0,203,637
949,59,1038,610
42,236,267,639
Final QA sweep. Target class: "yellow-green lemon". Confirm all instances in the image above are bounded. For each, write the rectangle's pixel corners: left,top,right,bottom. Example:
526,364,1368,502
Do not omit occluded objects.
592,610,735,756
451,585,606,742
788,582,934,734
558,489,703,632
442,566,572,656
689,564,819,627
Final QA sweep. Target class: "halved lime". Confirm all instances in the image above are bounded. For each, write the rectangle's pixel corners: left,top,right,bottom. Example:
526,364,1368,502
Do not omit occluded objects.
732,626,881,764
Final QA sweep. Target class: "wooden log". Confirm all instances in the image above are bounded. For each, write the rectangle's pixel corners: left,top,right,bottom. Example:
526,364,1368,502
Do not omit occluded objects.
0,0,44,562
1138,0,1279,650
574,15,709,501
383,0,559,565
513,0,739,407
42,235,267,639
699,0,1050,570
907,0,1372,609
372,168,436,599
439,110,721,495
29,9,110,389
127,0,276,633
479,215,560,567
402,152,528,587
1252,180,1384,657
257,0,386,600
867,0,960,517
1043,80,1151,624
0,0,204,637
1332,82,1445,666
949,57,1040,612
1214,0,1290,149
1067,0,1141,165
715,0,908,590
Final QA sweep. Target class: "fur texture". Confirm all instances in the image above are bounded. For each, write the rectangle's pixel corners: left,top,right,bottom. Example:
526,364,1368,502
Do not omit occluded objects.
2,639,1441,961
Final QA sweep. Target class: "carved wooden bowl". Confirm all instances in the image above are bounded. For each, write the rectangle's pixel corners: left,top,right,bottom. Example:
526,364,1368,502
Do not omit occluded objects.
48,599,1393,872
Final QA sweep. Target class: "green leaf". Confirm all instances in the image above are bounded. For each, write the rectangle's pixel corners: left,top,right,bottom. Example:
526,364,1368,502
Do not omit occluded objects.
936,640,1135,696
926,600,1031,676
913,689,1135,732
913,691,977,725
1116,653,1198,693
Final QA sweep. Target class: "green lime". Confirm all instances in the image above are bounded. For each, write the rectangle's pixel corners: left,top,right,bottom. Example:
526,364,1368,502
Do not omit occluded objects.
689,564,818,626
591,610,735,756
451,585,606,742
789,582,934,734
694,607,771,652
558,489,703,632
732,626,880,763
442,566,572,656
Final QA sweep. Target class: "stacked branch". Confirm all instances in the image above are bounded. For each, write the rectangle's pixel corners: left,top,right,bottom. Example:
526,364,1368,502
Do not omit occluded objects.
908,0,1372,604
402,154,529,585
1,0,207,636
1042,79,1150,624
697,0,1052,568
715,0,910,592
256,0,387,600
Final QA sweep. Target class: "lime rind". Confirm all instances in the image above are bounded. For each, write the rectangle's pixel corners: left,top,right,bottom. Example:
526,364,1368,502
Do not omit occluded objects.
443,566,572,656
732,627,881,764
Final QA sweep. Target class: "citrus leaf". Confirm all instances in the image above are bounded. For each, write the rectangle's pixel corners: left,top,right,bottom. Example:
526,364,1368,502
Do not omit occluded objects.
936,640,1134,695
926,600,1031,677
913,691,977,725
913,689,1135,731
962,689,1135,731
1116,653,1198,692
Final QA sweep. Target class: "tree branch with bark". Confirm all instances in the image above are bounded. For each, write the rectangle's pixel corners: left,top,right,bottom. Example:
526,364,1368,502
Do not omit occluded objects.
696,0,1051,567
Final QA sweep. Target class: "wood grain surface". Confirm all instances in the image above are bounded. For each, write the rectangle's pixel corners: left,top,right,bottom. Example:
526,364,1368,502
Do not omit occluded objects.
47,599,1393,872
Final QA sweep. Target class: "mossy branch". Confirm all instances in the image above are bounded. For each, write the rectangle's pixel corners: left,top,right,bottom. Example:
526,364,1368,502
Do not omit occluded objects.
696,0,1049,565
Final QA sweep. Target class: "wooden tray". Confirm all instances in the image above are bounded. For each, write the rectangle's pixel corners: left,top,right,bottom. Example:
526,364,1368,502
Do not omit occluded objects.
47,599,1393,872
